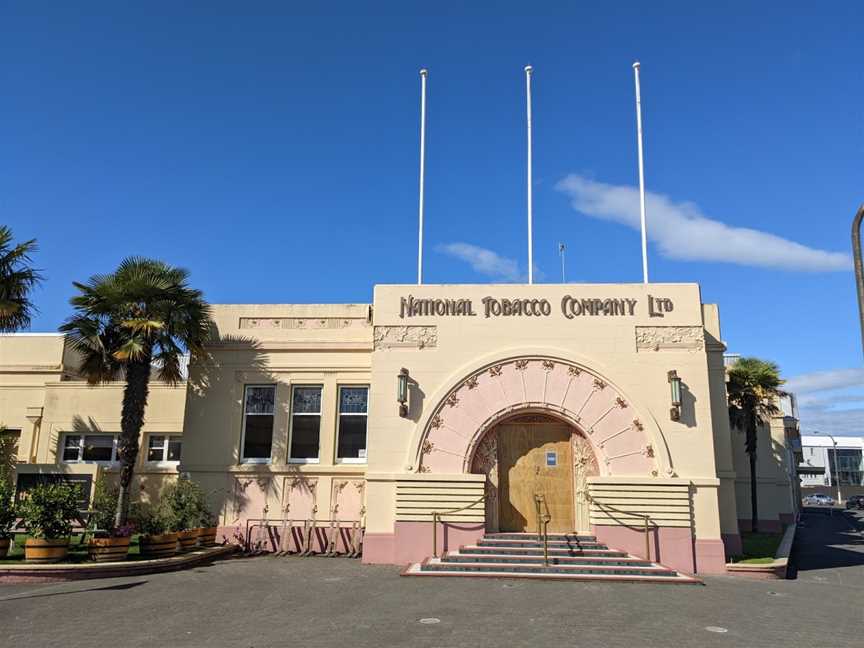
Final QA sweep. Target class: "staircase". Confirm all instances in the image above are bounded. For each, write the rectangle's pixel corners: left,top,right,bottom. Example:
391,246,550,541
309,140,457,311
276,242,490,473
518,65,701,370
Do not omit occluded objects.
403,532,701,584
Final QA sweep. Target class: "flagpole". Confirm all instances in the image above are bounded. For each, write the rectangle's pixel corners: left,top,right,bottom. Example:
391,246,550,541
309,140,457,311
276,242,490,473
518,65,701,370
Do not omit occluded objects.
417,68,428,285
633,61,649,284
525,65,534,285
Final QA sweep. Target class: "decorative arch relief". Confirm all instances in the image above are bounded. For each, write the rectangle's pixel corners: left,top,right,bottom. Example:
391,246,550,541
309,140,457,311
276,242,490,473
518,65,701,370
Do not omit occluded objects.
417,357,667,477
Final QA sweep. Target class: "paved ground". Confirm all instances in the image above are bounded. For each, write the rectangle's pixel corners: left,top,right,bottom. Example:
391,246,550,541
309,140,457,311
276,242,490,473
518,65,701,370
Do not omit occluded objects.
2,509,863,648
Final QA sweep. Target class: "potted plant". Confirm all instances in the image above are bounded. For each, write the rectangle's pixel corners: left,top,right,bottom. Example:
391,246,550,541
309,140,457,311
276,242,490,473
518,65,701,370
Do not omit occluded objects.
0,476,16,558
163,478,208,551
132,501,178,559
197,509,219,548
18,482,81,563
87,477,134,562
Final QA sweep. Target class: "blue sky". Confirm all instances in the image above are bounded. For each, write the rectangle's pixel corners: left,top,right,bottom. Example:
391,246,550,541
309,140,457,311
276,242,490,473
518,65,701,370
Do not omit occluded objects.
2,2,863,434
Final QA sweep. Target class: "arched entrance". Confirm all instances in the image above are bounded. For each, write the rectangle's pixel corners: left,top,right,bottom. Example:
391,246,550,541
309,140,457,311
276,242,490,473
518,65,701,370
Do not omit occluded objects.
470,413,599,534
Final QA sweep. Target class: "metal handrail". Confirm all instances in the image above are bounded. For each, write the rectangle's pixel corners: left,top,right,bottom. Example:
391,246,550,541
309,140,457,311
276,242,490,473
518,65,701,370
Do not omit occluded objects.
431,495,485,558
534,493,551,566
586,493,654,561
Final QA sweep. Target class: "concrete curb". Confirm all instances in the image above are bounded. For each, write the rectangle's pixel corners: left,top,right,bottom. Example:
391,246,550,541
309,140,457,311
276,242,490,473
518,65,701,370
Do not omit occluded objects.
724,523,796,579
0,545,237,584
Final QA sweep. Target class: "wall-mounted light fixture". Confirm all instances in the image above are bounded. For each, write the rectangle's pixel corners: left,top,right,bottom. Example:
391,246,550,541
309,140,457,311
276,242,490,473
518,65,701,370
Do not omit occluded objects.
668,370,682,421
397,368,410,417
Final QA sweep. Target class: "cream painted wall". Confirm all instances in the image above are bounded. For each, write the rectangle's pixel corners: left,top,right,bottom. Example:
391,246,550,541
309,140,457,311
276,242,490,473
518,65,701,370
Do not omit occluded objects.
367,284,724,541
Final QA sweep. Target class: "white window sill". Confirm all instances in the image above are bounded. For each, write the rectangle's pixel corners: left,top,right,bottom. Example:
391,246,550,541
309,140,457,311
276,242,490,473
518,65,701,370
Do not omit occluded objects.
240,458,272,465
145,462,180,468
336,458,368,465
288,458,320,464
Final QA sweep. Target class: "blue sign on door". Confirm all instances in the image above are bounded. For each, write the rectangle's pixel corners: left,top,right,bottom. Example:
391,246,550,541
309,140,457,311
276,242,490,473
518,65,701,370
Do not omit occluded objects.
546,451,557,467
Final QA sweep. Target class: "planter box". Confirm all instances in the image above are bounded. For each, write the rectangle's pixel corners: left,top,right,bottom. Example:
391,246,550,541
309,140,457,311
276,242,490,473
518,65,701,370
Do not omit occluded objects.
177,529,199,552
88,536,131,563
25,537,70,564
198,527,218,547
0,537,10,559
140,532,178,558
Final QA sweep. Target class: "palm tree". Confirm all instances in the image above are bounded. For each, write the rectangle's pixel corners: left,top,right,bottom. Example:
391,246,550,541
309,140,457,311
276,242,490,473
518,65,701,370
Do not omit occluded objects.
727,357,786,533
60,258,211,526
0,225,43,331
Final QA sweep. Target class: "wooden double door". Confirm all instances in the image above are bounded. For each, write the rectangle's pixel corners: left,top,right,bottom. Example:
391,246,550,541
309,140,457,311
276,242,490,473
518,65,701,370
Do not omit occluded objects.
497,419,575,533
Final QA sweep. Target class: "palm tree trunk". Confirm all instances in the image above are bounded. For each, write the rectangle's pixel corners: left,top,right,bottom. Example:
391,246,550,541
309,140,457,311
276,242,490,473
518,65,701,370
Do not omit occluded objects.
115,357,152,528
748,449,759,533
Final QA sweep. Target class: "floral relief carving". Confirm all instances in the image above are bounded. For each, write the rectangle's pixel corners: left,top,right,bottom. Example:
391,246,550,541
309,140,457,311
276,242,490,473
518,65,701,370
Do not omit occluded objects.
632,418,644,431
635,326,705,352
514,359,529,371
643,444,655,458
593,378,607,390
567,366,582,377
465,375,479,390
421,439,435,457
240,317,369,330
430,414,443,429
615,397,627,409
542,360,555,372
489,365,503,377
374,325,438,350
445,393,460,408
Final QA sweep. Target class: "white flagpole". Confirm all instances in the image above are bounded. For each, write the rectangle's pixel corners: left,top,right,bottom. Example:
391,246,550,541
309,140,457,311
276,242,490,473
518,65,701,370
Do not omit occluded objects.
525,65,534,285
633,61,649,284
417,68,428,285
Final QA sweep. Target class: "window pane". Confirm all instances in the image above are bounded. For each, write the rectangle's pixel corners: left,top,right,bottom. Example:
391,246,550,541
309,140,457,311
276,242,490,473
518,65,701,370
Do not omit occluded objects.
338,415,367,459
339,387,368,414
82,435,114,462
167,438,182,462
147,436,165,462
62,435,81,462
245,386,275,414
243,415,273,460
292,387,322,414
290,415,320,459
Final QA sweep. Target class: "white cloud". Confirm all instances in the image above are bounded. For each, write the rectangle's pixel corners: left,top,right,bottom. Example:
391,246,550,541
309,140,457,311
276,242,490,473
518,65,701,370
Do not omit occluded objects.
786,367,864,435
555,175,851,272
786,368,864,394
436,242,523,282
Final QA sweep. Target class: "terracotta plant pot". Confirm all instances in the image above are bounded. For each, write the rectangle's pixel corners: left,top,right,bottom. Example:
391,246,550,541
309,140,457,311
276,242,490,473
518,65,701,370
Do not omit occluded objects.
88,536,131,563
140,532,178,558
0,537,10,559
177,529,199,552
25,537,70,564
197,527,218,547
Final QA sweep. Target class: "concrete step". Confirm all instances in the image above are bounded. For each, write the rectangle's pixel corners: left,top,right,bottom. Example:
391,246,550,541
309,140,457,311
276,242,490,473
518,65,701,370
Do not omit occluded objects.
460,545,629,558
477,538,609,550
404,559,702,584
440,552,654,567
483,532,597,542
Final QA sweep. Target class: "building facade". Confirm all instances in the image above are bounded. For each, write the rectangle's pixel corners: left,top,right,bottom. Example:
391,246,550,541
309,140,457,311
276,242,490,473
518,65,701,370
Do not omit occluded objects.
0,283,804,575
799,435,864,500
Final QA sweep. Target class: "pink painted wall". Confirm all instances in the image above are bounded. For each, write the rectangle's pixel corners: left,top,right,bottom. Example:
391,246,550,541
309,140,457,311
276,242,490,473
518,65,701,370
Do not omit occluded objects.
363,521,485,565
592,524,726,575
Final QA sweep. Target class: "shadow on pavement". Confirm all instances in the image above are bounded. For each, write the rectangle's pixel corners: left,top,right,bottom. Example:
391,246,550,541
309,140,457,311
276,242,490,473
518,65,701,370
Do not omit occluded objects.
0,579,147,602
791,507,864,575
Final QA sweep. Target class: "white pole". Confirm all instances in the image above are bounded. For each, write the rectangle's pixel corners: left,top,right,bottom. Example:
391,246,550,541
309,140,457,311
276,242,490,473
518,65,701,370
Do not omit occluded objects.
633,61,649,284
559,243,566,283
525,65,534,285
417,68,428,285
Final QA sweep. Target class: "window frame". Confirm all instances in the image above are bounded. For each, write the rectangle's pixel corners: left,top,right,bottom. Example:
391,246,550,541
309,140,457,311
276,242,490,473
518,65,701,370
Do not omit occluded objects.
288,384,323,464
240,384,277,464
336,384,369,464
145,434,183,466
60,433,119,465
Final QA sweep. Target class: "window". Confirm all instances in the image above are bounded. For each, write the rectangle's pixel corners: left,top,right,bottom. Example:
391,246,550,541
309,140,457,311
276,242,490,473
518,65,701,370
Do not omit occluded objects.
146,435,182,464
289,386,322,462
241,385,276,462
337,386,368,462
61,434,118,464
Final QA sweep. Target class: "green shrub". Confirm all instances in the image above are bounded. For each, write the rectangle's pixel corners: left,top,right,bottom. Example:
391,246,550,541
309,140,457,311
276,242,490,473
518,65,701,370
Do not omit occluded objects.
162,477,210,531
18,482,81,539
0,477,16,539
129,501,177,537
88,477,134,537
